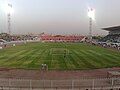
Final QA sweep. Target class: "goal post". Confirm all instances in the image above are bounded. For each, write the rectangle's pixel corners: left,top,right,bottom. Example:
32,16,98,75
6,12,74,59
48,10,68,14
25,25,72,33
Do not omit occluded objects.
50,48,69,55
50,48,70,61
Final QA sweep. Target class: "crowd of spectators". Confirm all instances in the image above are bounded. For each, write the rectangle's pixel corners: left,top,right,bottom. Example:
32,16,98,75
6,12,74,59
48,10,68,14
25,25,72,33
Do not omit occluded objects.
0,33,39,42
91,34,120,50
100,34,120,43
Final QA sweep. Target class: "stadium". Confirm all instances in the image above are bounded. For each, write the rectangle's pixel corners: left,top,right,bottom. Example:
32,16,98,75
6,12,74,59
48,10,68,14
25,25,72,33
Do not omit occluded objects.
0,18,120,90
0,31,120,89
0,0,120,89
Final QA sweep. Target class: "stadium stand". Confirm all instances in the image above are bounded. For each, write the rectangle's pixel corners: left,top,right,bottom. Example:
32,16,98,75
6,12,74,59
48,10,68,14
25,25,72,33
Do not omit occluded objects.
101,26,120,43
101,34,120,43
40,33,86,42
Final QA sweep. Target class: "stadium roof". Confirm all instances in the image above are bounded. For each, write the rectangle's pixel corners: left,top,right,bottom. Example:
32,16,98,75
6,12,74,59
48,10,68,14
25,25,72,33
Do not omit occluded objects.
102,26,120,31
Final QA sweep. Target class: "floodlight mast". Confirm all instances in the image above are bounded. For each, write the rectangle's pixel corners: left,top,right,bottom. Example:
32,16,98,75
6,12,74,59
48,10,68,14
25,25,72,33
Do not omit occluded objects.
89,17,92,41
88,7,95,41
7,3,12,35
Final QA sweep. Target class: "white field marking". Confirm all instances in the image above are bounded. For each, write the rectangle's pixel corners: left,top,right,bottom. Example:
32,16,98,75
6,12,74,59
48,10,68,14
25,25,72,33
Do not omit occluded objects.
53,48,66,50
51,49,69,54
51,54,64,61
51,48,70,65
88,50,102,56
52,54,69,55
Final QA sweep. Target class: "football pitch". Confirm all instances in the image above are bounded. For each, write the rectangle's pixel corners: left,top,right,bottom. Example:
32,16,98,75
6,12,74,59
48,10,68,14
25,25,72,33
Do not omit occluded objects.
0,42,120,70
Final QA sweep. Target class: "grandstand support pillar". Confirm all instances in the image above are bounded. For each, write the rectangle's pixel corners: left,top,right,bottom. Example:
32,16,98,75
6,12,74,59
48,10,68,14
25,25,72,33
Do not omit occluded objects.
92,79,95,90
30,80,32,90
51,80,53,88
8,79,11,90
72,80,74,90
111,78,114,86
89,17,92,41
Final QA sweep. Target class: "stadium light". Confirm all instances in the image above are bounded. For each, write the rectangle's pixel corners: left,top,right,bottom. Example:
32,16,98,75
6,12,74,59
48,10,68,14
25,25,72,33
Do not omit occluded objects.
88,7,95,21
4,3,14,14
1,0,13,14
87,7,95,41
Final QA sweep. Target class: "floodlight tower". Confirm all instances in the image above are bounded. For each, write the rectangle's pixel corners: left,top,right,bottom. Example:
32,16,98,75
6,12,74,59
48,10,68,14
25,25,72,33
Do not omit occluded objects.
88,7,95,41
7,3,12,35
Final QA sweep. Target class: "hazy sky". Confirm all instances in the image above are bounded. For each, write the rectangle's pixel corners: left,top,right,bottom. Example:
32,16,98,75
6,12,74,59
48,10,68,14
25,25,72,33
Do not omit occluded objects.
0,0,120,35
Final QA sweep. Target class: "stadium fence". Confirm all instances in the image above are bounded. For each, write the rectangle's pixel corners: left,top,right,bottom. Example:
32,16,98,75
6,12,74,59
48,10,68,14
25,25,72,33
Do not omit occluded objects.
0,78,120,90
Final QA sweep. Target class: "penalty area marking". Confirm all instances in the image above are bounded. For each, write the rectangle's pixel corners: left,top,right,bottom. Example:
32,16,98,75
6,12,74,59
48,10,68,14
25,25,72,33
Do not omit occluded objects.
50,48,70,55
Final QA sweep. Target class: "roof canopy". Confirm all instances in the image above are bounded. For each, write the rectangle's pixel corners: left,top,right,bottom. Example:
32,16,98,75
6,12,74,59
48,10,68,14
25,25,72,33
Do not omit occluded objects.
102,26,120,31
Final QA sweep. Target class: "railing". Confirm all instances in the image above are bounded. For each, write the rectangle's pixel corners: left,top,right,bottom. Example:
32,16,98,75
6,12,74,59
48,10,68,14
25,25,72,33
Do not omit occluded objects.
0,78,120,90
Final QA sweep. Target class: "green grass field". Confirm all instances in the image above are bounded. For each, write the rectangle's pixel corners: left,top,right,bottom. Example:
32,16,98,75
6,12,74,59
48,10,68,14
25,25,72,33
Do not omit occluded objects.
0,42,120,70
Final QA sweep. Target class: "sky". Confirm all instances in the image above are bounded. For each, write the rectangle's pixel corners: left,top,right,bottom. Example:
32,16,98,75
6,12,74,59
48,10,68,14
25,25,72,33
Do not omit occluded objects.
0,0,120,35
